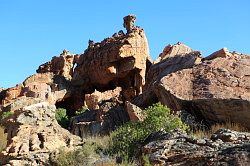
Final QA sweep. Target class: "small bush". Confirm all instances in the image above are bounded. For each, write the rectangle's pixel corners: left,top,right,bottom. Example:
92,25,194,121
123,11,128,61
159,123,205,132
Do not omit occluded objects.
0,126,7,152
1,111,13,120
109,103,189,159
54,142,99,166
55,108,69,129
53,136,111,166
75,106,88,116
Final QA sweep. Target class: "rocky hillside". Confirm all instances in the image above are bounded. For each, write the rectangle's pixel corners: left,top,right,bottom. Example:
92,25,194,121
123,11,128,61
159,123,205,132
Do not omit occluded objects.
0,15,250,165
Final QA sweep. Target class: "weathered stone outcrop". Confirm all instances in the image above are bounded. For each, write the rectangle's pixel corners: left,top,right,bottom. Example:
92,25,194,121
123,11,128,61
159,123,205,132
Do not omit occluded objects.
154,42,193,63
0,85,23,105
70,100,129,138
142,129,250,166
155,50,250,127
0,73,72,111
134,42,202,107
37,49,79,80
72,15,151,102
0,101,82,165
85,87,122,110
125,101,144,122
203,47,239,61
123,14,136,33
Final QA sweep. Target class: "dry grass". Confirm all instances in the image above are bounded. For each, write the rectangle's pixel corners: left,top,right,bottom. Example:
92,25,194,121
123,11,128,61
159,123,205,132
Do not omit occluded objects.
85,135,111,151
193,122,248,139
52,135,137,166
0,126,7,152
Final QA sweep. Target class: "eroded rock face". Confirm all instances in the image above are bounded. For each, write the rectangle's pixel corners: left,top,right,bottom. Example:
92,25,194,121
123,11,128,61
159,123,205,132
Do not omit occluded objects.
155,42,193,63
85,87,122,110
203,47,239,61
0,73,72,111
155,51,250,127
0,101,82,165
0,50,77,109
125,101,144,122
134,42,202,107
123,14,136,33
72,22,151,101
70,100,129,138
37,49,79,80
142,129,250,166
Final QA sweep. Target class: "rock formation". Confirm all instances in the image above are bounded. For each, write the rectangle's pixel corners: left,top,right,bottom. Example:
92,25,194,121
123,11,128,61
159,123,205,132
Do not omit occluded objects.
142,129,250,165
0,14,250,165
0,101,82,165
72,14,151,103
37,49,79,80
70,101,130,138
123,14,136,33
154,50,250,128
84,87,122,110
134,42,202,107
125,101,144,122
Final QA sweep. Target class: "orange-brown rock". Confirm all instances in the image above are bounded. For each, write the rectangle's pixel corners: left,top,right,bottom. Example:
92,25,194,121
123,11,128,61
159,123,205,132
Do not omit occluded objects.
134,42,202,107
203,47,238,61
155,42,193,63
85,87,122,110
154,50,250,128
125,101,144,122
37,49,79,80
123,14,136,33
72,17,151,101
0,72,72,111
0,85,23,106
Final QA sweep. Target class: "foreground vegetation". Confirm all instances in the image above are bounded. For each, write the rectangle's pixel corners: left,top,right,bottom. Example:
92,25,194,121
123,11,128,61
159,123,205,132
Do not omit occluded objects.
108,103,189,159
1,104,248,165
193,121,248,139
0,126,7,152
53,103,188,165
53,103,250,165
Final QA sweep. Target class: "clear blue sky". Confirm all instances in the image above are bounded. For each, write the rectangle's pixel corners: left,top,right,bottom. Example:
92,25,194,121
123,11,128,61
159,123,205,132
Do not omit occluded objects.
0,0,249,88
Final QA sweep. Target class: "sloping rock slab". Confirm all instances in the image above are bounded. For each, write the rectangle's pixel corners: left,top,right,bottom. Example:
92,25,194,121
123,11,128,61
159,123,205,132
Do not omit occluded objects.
155,54,250,127
134,43,202,107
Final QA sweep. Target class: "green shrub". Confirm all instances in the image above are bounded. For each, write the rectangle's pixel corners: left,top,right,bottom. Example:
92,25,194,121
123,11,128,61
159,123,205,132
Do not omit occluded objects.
1,111,13,120
75,106,88,116
109,103,188,159
55,108,69,129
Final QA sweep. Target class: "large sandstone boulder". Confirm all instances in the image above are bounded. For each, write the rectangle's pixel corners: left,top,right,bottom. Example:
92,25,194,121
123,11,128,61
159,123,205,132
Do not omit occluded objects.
72,15,151,101
155,50,250,127
142,129,250,165
0,101,82,165
134,42,202,107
